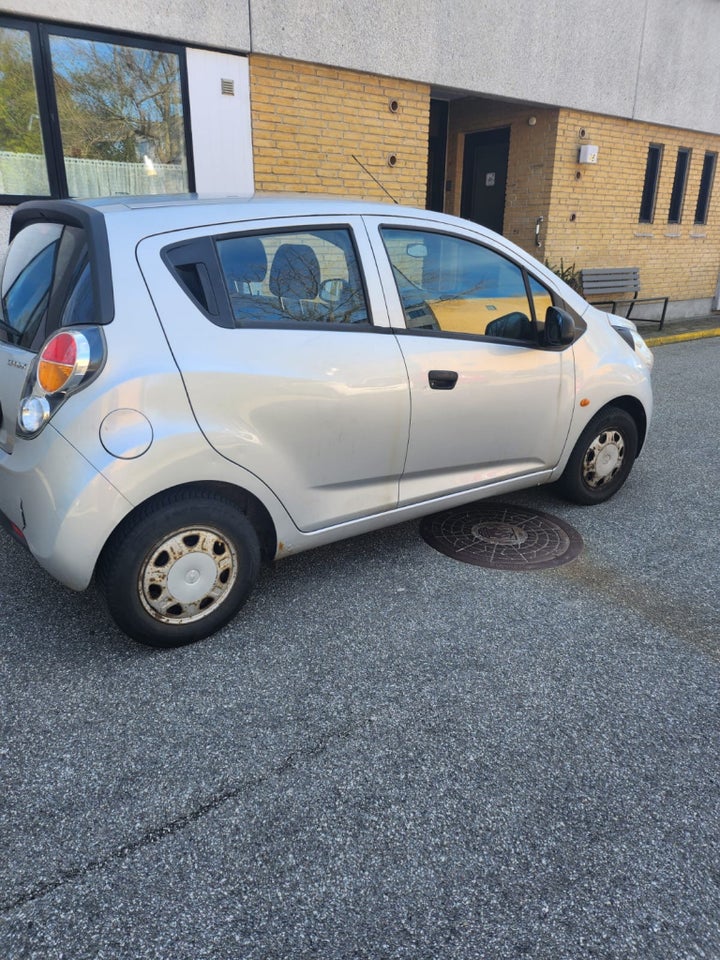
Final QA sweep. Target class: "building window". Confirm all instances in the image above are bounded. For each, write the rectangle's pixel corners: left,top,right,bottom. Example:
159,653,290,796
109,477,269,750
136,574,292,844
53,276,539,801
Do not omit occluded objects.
694,152,717,225
668,147,691,224
638,144,663,223
0,17,192,202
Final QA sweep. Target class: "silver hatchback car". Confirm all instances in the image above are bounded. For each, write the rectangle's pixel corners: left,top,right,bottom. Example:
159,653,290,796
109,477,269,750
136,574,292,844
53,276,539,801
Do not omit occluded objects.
0,195,653,646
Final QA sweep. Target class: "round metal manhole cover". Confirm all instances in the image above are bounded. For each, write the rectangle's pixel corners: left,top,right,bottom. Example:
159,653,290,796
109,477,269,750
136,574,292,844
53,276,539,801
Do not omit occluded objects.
420,502,583,570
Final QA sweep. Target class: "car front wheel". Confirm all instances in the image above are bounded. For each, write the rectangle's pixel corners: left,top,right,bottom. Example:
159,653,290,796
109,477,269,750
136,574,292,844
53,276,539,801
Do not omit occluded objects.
558,406,639,505
98,491,261,647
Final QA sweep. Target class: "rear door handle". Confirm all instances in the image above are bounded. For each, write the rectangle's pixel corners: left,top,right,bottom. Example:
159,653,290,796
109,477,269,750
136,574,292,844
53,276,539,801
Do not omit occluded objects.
428,369,458,390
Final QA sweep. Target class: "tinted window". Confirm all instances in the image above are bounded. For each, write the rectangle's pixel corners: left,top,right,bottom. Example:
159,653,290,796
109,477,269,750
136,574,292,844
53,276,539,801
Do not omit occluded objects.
380,227,537,342
0,221,95,349
639,144,663,223
668,147,691,224
694,152,717,225
215,228,371,326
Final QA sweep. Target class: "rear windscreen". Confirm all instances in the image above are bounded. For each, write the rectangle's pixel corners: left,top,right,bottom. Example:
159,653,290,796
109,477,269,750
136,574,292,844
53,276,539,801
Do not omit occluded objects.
0,221,93,351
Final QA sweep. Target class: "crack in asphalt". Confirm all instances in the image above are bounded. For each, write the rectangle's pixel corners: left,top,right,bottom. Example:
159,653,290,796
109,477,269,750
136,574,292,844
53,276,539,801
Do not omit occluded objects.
2,717,362,914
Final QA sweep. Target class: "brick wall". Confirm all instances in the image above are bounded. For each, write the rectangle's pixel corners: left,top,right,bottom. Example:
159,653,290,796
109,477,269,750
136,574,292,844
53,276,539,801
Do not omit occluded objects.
446,100,560,256
447,100,720,303
249,55,430,207
546,110,720,302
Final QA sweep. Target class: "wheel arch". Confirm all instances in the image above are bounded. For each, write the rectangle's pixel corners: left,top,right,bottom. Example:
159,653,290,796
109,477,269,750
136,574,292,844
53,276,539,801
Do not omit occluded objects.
601,395,648,456
96,480,278,576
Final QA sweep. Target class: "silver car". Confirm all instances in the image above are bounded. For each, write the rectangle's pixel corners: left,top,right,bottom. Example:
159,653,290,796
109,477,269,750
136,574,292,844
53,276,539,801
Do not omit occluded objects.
0,195,653,646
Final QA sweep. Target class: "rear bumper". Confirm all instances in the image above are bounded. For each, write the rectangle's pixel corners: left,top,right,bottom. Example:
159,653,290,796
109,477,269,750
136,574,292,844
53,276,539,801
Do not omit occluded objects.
0,425,132,590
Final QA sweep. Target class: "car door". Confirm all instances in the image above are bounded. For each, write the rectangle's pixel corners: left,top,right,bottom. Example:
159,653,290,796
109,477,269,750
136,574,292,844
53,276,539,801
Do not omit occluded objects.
364,216,575,506
137,217,410,532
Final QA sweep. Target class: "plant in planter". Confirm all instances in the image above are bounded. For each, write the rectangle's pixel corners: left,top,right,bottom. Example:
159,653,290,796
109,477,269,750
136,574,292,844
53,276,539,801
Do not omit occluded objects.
545,258,582,293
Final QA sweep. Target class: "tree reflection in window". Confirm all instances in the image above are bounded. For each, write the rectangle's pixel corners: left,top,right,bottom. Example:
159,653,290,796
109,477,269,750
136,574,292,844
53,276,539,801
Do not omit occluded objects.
0,26,51,195
49,35,188,196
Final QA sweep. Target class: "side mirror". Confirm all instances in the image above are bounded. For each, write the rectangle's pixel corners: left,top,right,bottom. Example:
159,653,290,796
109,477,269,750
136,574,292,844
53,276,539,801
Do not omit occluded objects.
544,306,575,346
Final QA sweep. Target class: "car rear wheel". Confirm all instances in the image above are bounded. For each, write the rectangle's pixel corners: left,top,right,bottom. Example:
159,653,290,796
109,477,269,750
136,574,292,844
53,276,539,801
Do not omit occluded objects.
558,406,639,505
98,491,260,647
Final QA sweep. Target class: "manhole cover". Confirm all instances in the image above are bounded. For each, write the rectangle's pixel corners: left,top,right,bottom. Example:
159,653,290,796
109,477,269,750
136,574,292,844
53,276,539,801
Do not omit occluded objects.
420,502,583,570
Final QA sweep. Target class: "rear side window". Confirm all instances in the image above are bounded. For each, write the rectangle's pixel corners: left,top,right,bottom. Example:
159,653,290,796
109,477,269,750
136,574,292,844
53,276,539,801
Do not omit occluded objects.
165,226,371,328
0,221,95,350
215,227,371,327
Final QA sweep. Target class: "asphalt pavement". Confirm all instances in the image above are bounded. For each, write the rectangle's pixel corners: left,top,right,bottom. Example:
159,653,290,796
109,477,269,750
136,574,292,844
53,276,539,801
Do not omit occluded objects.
1,336,718,960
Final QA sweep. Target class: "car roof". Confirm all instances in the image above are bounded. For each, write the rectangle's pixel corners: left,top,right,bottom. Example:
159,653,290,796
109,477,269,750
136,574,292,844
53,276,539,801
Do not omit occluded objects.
78,192,439,229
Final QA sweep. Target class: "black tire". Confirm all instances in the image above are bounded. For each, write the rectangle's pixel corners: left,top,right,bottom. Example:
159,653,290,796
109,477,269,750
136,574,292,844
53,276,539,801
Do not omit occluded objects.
98,490,261,647
558,406,639,505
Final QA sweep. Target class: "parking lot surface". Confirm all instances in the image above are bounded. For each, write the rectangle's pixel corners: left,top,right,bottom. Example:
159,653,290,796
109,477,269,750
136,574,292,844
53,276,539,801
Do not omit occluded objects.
1,337,718,960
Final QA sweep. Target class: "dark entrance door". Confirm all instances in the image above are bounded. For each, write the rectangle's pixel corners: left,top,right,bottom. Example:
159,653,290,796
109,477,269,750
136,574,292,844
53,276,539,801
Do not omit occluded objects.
460,127,510,234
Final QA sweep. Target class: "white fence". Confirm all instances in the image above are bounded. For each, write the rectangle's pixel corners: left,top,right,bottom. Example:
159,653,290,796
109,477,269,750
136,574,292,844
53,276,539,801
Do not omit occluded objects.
0,151,188,197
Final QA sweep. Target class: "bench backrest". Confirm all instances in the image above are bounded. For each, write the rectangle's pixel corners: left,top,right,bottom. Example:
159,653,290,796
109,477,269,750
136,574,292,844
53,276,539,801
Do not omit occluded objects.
580,267,641,297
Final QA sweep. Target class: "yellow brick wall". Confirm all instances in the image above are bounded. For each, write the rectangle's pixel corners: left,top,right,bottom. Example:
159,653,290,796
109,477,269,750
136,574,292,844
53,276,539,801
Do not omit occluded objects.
249,55,430,207
447,100,720,302
546,110,720,302
446,100,560,256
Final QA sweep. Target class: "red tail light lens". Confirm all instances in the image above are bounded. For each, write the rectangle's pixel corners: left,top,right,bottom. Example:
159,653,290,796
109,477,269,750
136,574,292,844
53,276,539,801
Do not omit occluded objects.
17,326,105,438
37,331,90,394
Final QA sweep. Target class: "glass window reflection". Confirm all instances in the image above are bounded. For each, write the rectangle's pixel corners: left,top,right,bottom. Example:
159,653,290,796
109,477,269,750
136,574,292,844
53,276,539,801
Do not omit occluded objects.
0,26,51,196
49,35,188,198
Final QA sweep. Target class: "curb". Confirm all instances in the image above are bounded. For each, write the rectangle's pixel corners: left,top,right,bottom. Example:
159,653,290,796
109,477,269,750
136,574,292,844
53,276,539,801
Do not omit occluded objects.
644,327,720,347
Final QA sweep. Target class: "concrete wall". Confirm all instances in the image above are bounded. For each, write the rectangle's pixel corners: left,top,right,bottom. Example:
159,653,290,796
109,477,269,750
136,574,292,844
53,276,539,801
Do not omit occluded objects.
6,0,720,135
1,0,251,52
248,0,720,135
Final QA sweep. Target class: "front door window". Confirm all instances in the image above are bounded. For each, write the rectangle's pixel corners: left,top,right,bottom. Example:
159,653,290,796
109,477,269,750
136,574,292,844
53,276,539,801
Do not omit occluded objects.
380,226,538,341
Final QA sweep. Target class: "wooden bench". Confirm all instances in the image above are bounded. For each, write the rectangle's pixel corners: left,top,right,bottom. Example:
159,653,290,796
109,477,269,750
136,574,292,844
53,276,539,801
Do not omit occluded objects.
580,267,669,330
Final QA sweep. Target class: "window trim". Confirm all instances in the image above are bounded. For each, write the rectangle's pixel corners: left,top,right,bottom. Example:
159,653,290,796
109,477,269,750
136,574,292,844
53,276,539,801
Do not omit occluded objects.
639,143,663,224
694,151,717,225
668,146,692,224
0,14,195,203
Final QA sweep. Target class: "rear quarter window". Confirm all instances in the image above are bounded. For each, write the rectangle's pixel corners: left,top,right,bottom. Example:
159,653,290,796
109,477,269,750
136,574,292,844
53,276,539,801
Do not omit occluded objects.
0,220,97,351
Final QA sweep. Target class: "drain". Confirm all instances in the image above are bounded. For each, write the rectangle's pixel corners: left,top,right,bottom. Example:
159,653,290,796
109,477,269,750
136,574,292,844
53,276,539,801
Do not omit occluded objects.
420,502,583,570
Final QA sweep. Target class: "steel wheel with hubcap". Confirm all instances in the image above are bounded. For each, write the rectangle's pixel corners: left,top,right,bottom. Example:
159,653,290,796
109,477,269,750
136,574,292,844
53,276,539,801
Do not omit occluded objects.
99,491,261,647
558,406,639,504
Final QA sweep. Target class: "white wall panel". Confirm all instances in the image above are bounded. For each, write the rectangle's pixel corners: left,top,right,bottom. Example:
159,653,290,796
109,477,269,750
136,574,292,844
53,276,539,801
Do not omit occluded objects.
186,50,254,195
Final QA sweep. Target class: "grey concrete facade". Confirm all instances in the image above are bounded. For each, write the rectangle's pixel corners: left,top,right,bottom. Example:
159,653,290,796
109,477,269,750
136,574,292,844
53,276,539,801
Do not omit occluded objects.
6,0,720,135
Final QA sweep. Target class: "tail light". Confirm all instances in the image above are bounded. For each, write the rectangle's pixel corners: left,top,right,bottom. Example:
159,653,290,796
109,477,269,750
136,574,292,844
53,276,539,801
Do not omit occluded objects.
18,327,105,437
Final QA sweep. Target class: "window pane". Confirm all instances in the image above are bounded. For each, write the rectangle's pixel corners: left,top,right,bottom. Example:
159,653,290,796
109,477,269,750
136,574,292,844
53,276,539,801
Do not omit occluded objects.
639,144,662,223
694,152,717,225
0,26,51,196
668,147,691,224
381,227,535,340
528,274,553,326
0,222,61,346
49,35,188,198
1,221,92,348
215,228,370,326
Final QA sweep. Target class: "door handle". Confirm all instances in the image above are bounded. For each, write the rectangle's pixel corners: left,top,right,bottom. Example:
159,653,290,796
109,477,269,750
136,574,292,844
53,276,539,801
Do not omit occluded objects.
428,369,458,390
